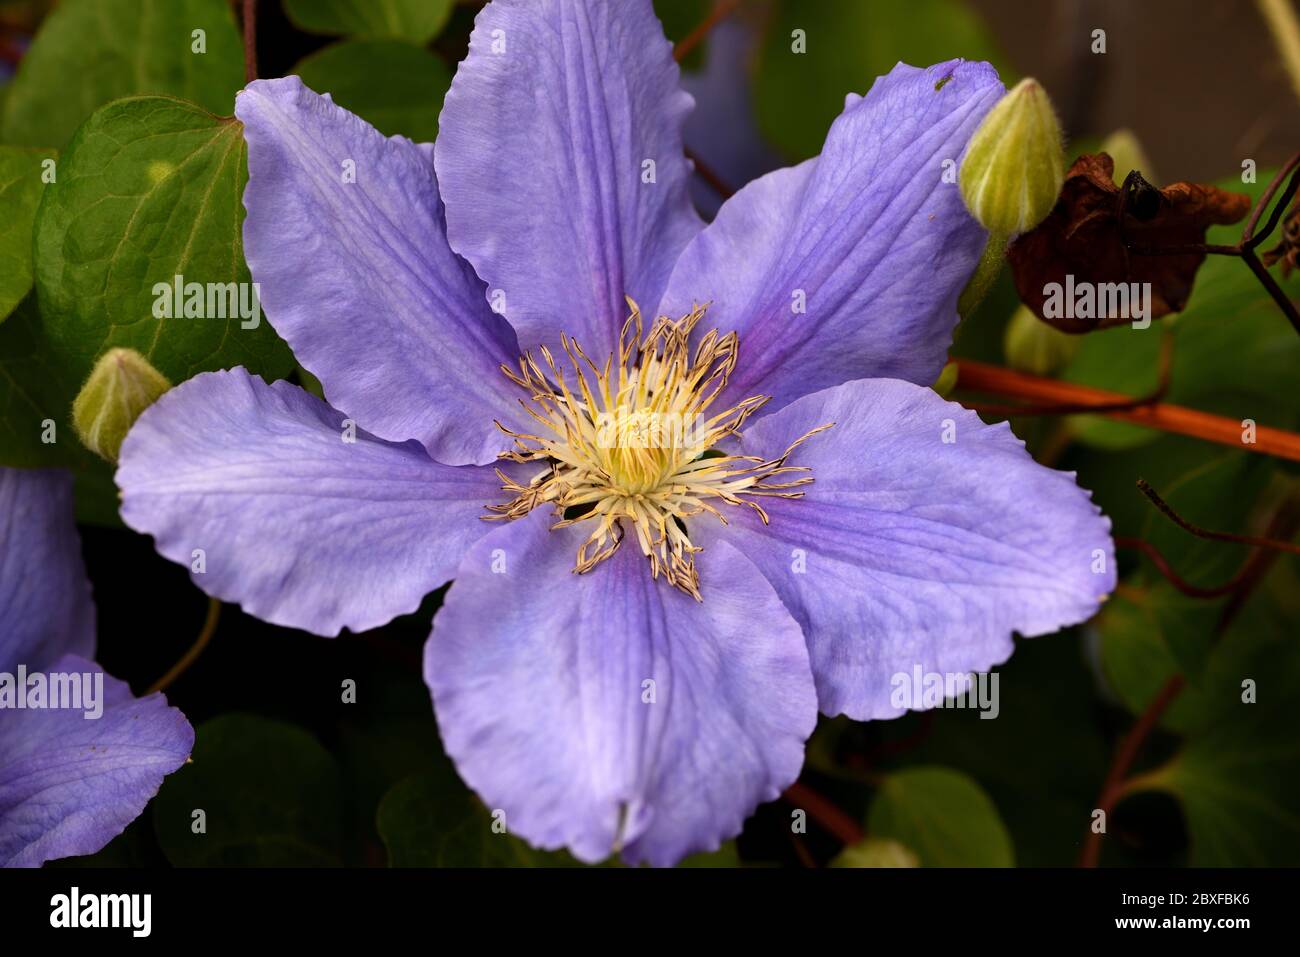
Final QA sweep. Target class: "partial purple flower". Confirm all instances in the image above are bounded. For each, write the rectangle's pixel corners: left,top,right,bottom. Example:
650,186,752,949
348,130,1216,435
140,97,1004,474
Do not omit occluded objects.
117,0,1115,866
0,467,193,867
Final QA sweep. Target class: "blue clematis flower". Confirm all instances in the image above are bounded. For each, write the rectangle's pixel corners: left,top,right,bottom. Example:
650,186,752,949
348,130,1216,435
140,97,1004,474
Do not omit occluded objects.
0,467,192,867
115,0,1114,865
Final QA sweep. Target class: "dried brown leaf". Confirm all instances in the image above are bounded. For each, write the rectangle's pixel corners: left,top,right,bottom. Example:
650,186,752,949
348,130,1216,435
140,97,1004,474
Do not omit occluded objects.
1008,153,1250,332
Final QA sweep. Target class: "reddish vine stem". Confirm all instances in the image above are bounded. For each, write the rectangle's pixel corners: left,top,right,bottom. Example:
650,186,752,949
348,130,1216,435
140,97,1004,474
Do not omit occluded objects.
1137,478,1300,556
787,832,816,868
673,0,741,63
963,327,1174,419
955,359,1300,463
861,710,937,766
1241,250,1300,334
1114,537,1253,598
1078,674,1186,867
685,146,735,200
677,1,743,201
241,0,257,83
1217,493,1300,631
783,782,865,847
1242,151,1300,248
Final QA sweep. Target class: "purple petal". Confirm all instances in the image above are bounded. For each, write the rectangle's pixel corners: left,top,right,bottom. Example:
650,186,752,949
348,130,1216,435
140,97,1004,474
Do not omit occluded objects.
704,378,1115,721
434,0,703,359
0,654,193,867
237,76,520,467
0,468,94,672
117,368,509,637
424,514,816,866
661,60,1004,415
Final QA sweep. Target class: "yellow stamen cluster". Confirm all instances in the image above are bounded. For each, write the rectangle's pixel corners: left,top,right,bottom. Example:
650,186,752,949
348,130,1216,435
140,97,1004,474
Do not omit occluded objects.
488,299,829,599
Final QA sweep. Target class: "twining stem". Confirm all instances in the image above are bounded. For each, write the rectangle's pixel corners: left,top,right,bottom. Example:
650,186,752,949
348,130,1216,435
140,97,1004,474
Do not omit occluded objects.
783,782,865,847
1137,478,1300,556
1242,152,1300,249
963,325,1174,418
1217,492,1300,631
1078,674,1186,868
685,146,735,199
1128,155,1300,335
675,0,743,201
147,598,221,695
1115,537,1254,599
954,359,1300,463
673,0,742,63
241,0,257,83
1258,0,1300,106
1080,492,1300,866
858,711,937,767
788,832,817,868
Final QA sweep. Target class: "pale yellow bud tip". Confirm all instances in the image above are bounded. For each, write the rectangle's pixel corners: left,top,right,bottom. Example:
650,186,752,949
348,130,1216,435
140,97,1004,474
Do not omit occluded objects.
931,360,959,398
72,348,171,463
1100,128,1157,186
959,77,1066,236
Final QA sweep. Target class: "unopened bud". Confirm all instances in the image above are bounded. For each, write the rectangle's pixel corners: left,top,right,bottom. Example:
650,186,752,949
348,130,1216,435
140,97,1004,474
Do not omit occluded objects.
832,838,920,869
931,360,959,398
73,348,171,463
1100,128,1157,186
960,78,1065,236
1003,304,1081,376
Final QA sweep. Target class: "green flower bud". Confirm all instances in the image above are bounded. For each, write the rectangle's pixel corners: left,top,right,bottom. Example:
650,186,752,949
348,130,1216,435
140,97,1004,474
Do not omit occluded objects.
73,348,171,463
931,359,959,398
831,838,920,869
959,78,1066,236
1003,304,1081,376
1100,128,1157,186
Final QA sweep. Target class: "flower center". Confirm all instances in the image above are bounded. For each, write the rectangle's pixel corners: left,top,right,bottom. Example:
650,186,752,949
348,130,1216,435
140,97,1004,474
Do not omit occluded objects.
488,299,828,600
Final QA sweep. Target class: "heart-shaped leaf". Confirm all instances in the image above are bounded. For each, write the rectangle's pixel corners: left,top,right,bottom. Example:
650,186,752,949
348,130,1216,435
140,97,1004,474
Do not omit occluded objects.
1,0,243,149
33,96,294,396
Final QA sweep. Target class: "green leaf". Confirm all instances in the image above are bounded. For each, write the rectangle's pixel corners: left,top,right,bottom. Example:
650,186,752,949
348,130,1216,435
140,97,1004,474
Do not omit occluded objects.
33,96,294,397
867,766,1014,867
1097,451,1276,726
0,293,123,520
1,0,244,149
1096,587,1215,730
752,0,1009,161
293,39,451,142
377,772,580,867
1126,586,1300,865
885,633,1110,866
283,0,453,43
0,147,56,321
0,294,85,467
1061,322,1165,450
1138,452,1271,586
334,662,448,862
154,714,343,866
71,458,126,527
